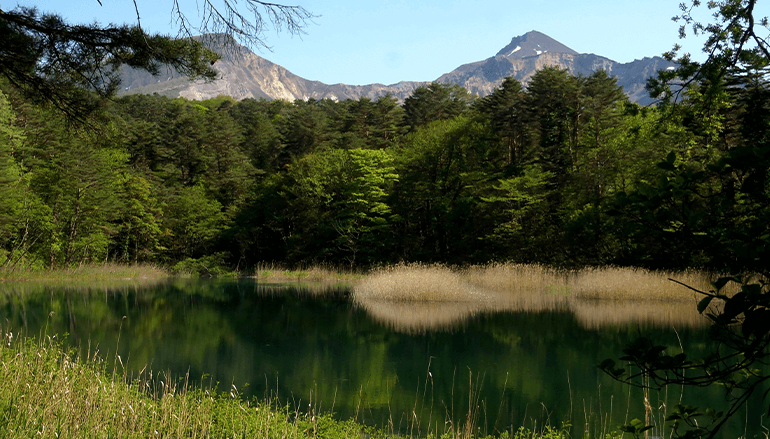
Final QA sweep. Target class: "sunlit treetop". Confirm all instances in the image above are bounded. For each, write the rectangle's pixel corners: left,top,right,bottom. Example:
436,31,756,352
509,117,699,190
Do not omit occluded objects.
650,0,770,101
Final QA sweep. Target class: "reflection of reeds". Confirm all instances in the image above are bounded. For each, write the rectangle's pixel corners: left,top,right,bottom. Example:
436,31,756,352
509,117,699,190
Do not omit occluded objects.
571,300,704,329
353,263,716,333
358,300,484,333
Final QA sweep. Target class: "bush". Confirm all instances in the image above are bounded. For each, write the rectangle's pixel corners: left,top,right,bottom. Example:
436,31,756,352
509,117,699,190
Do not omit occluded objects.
171,252,234,277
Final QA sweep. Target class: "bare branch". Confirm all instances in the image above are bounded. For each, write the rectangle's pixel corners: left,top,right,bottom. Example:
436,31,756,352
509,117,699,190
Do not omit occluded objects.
167,0,316,55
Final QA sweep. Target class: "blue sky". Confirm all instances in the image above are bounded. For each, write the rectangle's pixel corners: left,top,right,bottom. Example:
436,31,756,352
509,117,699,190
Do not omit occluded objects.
7,0,767,85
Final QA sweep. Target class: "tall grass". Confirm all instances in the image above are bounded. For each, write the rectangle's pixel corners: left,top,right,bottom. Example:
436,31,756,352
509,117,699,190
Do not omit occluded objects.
0,330,388,439
355,264,491,303
460,263,724,302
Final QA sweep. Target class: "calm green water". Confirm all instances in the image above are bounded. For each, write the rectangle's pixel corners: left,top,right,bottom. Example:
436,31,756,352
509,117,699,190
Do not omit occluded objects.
0,278,764,438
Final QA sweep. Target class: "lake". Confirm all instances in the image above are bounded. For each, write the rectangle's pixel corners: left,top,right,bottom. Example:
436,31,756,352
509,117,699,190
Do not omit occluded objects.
0,278,764,438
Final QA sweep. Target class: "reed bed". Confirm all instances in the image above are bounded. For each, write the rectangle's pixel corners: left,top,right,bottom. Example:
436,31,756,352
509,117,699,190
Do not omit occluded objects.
459,263,570,296
353,263,719,333
566,266,721,301
355,264,494,303
460,263,724,302
254,262,363,284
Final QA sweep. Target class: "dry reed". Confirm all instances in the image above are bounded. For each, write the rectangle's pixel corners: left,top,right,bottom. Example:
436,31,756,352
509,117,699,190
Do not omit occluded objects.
566,266,718,301
355,264,494,303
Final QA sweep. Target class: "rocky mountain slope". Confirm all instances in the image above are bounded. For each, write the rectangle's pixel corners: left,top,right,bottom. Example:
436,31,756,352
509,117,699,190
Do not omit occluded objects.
437,31,672,104
119,31,673,105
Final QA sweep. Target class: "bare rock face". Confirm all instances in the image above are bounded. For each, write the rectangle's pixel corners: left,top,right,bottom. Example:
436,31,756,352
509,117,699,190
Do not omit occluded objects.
119,31,674,105
120,39,421,102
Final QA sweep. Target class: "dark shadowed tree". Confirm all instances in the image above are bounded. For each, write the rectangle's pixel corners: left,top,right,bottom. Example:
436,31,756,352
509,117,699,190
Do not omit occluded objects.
402,82,474,131
476,76,529,167
603,2,770,438
525,66,580,177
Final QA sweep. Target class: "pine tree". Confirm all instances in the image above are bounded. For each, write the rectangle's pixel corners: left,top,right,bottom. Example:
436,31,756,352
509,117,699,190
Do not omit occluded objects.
0,1,312,121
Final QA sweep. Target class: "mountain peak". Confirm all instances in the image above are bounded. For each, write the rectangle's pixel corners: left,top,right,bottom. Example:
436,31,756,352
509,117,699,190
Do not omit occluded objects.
496,30,578,58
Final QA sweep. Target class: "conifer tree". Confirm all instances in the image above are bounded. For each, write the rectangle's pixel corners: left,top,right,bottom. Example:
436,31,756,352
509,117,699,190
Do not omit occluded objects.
0,1,312,121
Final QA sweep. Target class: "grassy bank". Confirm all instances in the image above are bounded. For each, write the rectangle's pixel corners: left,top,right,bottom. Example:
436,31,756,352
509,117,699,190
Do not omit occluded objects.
0,332,578,439
0,263,171,283
0,262,359,285
0,332,383,439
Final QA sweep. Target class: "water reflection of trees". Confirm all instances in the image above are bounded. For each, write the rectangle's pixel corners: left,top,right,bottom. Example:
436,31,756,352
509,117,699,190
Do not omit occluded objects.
0,279,741,437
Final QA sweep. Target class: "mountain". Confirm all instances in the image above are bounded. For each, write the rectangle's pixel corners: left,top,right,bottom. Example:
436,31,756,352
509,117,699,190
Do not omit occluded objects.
496,30,579,58
438,45,674,105
119,34,423,102
119,32,674,105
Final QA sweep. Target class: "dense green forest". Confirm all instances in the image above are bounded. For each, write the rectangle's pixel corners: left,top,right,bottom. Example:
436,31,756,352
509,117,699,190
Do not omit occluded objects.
0,65,767,273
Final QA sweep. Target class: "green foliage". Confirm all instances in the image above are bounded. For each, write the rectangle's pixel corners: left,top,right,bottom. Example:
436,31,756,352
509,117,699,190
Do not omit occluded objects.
0,39,764,273
609,75,770,271
525,66,580,172
504,423,573,439
0,333,396,438
481,165,553,240
163,185,227,260
0,60,686,269
649,0,770,104
475,76,528,166
114,174,164,263
0,0,315,123
339,95,406,149
0,88,50,269
172,252,234,277
617,418,653,439
333,148,399,265
278,147,399,264
392,116,497,262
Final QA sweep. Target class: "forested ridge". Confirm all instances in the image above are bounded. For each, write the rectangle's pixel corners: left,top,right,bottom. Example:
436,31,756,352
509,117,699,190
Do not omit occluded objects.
0,65,767,273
